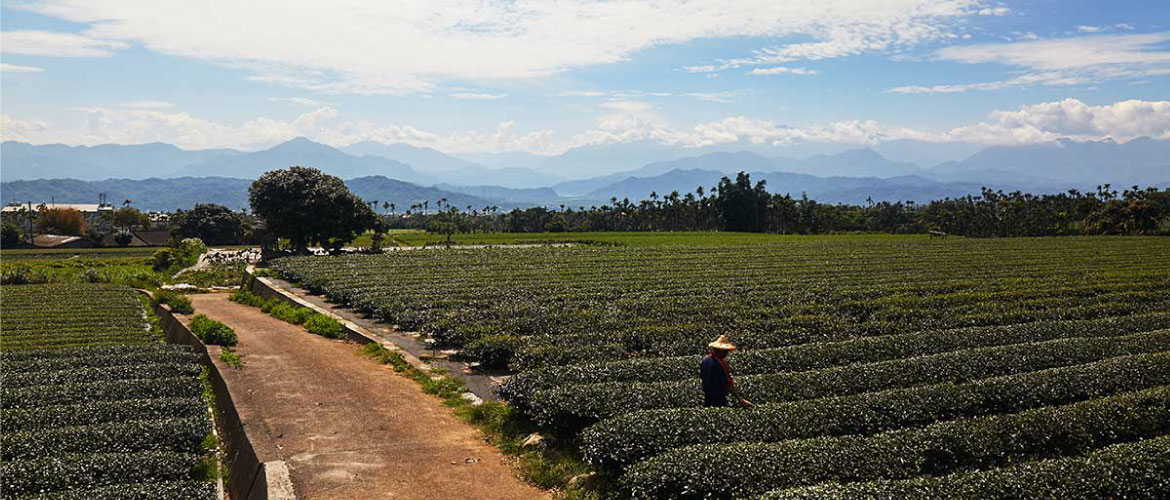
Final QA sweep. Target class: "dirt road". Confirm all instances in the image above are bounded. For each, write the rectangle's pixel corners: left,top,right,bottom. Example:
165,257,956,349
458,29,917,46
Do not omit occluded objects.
185,293,546,500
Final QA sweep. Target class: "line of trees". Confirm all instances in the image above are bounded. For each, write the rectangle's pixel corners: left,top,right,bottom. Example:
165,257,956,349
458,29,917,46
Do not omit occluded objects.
387,173,1170,237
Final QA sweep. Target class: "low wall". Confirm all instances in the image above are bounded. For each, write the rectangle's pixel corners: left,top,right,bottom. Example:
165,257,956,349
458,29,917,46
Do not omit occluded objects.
154,300,296,500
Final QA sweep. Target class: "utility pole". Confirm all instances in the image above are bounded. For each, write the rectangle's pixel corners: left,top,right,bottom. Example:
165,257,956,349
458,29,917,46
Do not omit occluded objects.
25,201,34,245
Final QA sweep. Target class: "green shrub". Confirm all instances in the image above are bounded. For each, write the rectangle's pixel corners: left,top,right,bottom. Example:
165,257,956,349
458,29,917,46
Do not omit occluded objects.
623,387,1170,499
18,480,216,500
464,334,522,369
1,397,205,433
152,290,194,314
2,376,203,409
2,265,33,284
1,416,209,460
500,313,1170,408
0,451,202,495
529,331,1170,426
757,436,1170,500
187,314,237,346
303,314,346,339
150,248,172,271
229,289,267,307
268,302,314,325
582,351,1170,467
171,238,206,269
4,362,202,388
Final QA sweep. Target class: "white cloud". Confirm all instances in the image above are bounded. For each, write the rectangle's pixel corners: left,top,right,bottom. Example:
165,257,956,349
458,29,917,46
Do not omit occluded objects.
749,66,818,76
681,92,743,103
0,30,127,57
557,90,610,97
566,99,1170,150
0,63,45,73
15,0,982,94
555,90,675,99
1076,25,1104,33
120,100,175,109
683,65,718,73
0,114,50,141
6,99,1166,154
270,97,323,107
978,7,1010,16
449,92,507,100
890,32,1170,93
948,98,1170,143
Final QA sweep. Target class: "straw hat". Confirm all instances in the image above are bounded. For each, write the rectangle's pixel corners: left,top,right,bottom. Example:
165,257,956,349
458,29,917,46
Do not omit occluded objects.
708,335,737,351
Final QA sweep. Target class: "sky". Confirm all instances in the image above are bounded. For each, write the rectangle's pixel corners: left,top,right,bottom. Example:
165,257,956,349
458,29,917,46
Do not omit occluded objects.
1,0,1168,155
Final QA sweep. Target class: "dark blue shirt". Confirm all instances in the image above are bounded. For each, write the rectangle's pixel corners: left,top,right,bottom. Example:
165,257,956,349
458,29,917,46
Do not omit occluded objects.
700,356,729,397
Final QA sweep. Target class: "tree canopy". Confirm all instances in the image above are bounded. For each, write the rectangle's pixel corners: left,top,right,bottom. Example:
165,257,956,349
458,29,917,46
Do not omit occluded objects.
35,207,87,236
249,166,378,251
171,203,250,245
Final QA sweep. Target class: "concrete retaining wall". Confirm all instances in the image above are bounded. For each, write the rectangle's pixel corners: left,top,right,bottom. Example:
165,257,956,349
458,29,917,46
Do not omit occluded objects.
154,300,296,500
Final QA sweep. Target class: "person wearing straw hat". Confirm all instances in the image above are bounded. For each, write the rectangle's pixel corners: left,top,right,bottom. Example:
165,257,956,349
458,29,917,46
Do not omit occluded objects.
700,335,753,408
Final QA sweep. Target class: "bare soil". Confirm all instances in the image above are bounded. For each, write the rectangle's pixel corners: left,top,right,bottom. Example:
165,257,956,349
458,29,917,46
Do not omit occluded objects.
184,293,547,500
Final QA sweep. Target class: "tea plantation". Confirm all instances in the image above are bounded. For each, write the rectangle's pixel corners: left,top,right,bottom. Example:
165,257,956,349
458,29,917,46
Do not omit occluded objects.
270,235,1170,498
0,284,215,499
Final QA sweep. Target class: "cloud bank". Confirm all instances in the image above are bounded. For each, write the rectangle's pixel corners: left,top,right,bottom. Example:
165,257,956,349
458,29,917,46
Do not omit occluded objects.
3,99,1167,155
13,0,983,94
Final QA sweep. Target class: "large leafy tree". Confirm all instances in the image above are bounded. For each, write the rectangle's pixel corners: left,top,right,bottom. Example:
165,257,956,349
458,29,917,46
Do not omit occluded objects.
171,203,250,245
36,207,87,236
714,172,770,232
249,166,377,252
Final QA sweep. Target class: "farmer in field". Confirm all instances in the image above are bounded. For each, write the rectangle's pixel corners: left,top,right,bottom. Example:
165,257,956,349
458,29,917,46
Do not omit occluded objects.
700,335,753,407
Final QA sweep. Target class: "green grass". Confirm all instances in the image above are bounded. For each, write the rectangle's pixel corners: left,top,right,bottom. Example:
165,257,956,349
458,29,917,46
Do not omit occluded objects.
0,247,161,260
218,347,243,369
353,230,931,248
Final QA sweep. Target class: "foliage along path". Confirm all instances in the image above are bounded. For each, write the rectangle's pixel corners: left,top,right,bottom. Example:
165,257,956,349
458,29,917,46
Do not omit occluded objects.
184,293,546,500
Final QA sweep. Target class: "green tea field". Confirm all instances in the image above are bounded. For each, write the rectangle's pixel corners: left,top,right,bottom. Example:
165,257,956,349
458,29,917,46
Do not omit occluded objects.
0,284,215,499
270,235,1170,498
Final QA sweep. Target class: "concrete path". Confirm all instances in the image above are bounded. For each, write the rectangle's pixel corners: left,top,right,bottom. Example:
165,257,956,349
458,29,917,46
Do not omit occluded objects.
184,293,546,500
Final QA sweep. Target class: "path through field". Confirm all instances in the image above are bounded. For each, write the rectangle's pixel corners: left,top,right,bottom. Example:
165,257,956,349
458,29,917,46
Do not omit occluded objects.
184,293,547,500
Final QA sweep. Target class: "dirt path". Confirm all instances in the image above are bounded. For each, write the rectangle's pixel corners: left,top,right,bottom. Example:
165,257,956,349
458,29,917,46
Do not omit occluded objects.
184,293,547,500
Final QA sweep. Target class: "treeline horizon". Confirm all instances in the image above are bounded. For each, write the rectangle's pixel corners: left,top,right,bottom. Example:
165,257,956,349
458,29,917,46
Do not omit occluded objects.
388,172,1170,238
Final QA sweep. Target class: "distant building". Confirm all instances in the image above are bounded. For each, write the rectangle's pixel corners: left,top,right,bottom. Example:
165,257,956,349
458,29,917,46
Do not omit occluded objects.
2,201,116,230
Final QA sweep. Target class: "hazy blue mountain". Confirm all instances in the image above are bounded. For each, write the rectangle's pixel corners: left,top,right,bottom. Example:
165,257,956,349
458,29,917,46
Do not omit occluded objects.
0,177,255,211
871,140,985,168
1,141,241,181
174,137,435,183
617,148,922,181
343,140,563,188
583,168,992,206
435,184,560,204
343,141,481,172
632,151,776,177
934,138,1170,186
551,173,634,197
1,175,517,212
441,166,564,189
344,176,512,211
456,151,550,170
538,140,686,179
585,169,723,201
777,148,924,177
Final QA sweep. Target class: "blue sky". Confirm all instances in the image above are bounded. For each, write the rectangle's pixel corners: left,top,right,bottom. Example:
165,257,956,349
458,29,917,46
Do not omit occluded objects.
1,0,1168,155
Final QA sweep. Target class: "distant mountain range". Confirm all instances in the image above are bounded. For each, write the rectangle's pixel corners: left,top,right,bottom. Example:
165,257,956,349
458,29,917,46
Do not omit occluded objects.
2,137,1167,211
0,176,510,212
